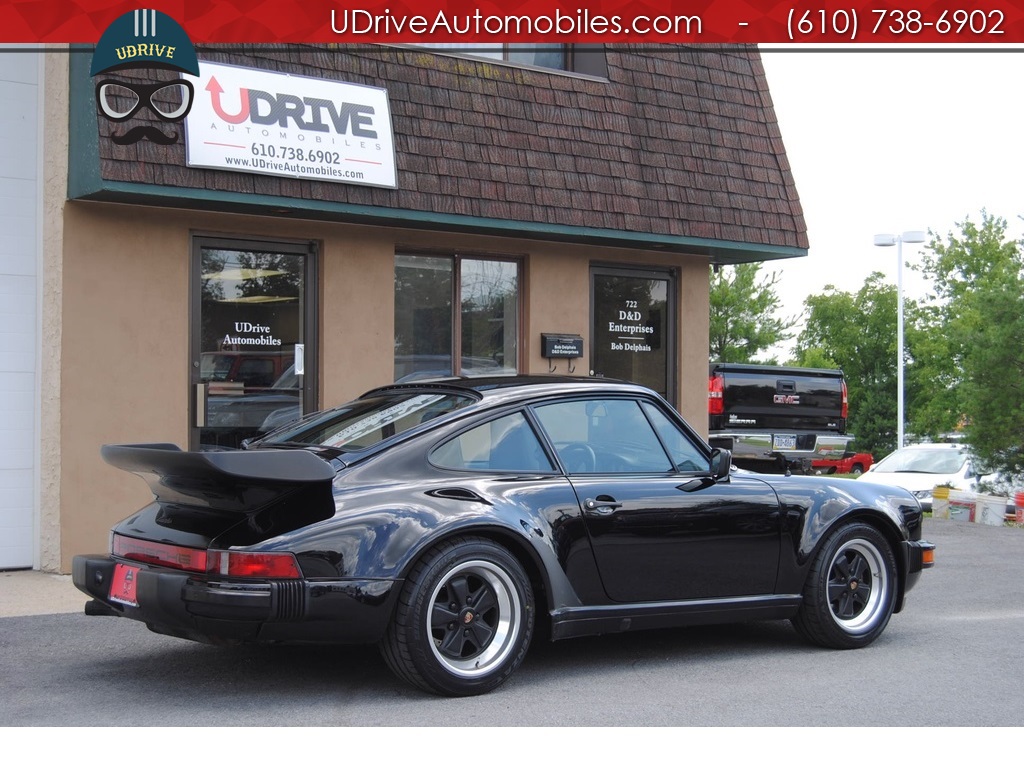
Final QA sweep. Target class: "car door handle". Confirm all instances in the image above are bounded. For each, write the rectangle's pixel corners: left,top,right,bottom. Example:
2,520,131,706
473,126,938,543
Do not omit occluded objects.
584,496,623,515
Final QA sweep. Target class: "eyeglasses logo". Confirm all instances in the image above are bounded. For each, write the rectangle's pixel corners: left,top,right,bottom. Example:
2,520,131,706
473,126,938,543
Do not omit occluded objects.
90,9,200,146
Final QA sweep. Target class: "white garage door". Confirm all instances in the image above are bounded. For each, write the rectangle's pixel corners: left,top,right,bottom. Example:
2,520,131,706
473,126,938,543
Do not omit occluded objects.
0,50,39,569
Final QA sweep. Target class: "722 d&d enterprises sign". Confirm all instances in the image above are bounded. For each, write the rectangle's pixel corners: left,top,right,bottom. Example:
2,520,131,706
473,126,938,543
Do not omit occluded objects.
184,62,397,188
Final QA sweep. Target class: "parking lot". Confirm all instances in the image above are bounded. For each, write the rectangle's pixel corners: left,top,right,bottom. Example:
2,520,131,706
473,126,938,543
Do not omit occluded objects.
2,518,1022,731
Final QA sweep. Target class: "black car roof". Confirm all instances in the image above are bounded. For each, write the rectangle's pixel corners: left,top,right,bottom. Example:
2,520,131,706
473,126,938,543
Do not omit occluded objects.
363,375,656,402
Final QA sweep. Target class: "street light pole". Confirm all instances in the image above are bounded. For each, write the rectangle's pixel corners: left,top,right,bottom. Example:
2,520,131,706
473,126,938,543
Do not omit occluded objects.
873,230,927,449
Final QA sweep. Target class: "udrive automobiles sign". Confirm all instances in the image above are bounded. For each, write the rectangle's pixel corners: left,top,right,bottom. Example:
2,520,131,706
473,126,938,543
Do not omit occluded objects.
184,61,397,188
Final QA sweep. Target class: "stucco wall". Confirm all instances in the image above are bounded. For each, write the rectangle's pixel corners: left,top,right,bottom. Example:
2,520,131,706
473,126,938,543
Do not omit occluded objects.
55,203,710,569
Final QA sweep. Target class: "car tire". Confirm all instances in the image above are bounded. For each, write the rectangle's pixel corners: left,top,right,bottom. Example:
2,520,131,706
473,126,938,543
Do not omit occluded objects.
380,536,534,696
792,522,896,650
851,464,864,476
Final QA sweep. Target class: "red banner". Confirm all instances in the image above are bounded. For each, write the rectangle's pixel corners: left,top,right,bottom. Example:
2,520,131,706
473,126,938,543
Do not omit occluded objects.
2,0,1024,43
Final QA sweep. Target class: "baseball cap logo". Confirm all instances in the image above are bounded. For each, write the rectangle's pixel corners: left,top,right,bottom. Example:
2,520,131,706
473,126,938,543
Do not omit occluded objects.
91,9,200,145
91,9,199,77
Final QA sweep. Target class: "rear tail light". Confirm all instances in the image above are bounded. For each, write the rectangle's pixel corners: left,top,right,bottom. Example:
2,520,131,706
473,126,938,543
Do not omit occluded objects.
208,551,302,579
113,534,209,572
841,380,849,419
112,534,301,579
708,374,724,415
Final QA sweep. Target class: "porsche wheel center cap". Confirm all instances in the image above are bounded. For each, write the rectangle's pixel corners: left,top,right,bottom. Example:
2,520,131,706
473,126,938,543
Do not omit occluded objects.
849,580,859,591
461,609,476,624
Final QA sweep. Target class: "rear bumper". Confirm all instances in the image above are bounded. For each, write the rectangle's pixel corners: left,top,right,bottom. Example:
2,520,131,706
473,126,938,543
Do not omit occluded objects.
710,431,852,463
72,554,398,645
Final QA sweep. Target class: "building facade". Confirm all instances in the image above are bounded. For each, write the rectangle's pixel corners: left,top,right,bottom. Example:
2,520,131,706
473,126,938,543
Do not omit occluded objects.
12,44,806,572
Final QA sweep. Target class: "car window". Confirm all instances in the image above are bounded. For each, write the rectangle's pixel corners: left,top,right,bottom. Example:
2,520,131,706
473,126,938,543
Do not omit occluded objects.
430,412,554,472
533,398,672,474
641,402,709,472
264,392,475,450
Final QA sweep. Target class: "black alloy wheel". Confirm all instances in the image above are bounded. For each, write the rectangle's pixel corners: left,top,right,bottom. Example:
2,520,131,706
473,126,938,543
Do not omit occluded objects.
792,522,897,649
380,536,534,696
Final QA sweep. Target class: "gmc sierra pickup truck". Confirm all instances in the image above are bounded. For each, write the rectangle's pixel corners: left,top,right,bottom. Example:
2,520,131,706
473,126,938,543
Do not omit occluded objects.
708,362,853,474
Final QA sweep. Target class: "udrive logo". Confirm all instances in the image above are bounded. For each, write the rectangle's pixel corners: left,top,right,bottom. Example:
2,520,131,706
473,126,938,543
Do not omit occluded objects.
91,9,200,145
201,73,380,140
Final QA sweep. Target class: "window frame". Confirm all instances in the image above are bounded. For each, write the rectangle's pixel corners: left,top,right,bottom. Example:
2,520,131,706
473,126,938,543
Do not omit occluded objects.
394,251,523,381
397,43,609,80
428,409,555,473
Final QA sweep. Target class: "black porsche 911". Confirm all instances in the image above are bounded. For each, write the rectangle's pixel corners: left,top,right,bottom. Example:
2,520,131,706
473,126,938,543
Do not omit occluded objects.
73,376,935,696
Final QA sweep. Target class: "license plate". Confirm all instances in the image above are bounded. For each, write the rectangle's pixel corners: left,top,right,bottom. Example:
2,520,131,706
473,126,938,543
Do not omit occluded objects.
772,434,797,451
109,563,140,607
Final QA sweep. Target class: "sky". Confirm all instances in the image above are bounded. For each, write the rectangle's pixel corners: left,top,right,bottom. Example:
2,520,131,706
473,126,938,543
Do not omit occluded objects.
755,46,1024,358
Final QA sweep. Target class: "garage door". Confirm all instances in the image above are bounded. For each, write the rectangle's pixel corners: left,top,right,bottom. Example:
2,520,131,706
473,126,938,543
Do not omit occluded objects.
0,50,39,569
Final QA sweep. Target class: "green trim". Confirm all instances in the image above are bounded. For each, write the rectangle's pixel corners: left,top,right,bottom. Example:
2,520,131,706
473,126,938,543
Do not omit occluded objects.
74,181,805,263
68,46,102,201
66,46,806,265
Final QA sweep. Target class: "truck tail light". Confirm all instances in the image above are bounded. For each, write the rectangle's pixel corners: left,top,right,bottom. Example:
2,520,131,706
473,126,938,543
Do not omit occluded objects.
709,374,724,415
841,380,849,419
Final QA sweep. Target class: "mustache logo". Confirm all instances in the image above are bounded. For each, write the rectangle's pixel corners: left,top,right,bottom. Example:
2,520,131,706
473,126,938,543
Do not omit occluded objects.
110,125,179,145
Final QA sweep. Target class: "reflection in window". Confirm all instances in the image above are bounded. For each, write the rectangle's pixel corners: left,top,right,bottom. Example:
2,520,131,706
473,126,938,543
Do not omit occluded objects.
394,255,453,381
534,399,673,473
394,254,519,382
431,412,553,472
265,393,475,450
407,44,608,77
197,245,306,449
412,43,566,70
641,403,709,473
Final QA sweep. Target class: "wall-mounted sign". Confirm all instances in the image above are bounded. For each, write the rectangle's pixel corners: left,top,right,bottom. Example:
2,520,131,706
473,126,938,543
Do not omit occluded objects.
542,334,584,359
184,61,397,188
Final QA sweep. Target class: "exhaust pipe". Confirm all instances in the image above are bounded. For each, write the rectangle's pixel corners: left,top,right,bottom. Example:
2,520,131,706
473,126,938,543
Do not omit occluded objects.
85,599,121,617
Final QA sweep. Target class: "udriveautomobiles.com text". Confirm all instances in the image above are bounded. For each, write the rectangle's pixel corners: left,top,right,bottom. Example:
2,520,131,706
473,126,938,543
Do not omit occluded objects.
330,9,704,37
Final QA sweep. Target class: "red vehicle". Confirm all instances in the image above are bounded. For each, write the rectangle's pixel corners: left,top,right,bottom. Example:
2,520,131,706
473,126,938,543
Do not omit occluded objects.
813,452,874,476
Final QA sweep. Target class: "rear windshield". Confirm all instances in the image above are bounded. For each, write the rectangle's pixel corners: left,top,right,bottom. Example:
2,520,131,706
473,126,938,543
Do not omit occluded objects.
261,392,475,451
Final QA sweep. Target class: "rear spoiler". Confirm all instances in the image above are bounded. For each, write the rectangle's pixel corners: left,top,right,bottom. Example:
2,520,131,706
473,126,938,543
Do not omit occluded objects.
101,443,336,513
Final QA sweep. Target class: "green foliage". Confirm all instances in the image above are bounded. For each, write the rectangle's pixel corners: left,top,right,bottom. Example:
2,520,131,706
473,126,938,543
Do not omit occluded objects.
793,273,902,457
709,263,794,362
915,212,1024,476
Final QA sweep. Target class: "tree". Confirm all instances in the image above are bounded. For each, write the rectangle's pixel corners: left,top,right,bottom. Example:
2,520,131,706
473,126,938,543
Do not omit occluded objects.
792,273,903,457
915,211,1024,477
708,263,794,362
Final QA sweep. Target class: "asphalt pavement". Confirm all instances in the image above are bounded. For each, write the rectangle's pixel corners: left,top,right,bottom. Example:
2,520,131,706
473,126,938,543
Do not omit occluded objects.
2,518,1023,734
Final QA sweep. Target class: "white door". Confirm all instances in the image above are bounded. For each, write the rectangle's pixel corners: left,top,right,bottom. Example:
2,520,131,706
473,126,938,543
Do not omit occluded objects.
0,50,40,569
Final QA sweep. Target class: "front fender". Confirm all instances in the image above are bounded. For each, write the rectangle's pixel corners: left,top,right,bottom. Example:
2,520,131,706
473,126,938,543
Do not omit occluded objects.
770,475,920,594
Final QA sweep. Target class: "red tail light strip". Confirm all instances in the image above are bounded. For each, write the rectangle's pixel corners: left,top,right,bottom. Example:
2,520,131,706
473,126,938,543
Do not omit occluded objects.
113,534,208,572
112,534,301,579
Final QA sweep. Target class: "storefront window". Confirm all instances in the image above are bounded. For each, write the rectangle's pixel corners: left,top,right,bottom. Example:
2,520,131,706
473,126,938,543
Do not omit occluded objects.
394,254,519,382
191,238,316,450
591,267,675,400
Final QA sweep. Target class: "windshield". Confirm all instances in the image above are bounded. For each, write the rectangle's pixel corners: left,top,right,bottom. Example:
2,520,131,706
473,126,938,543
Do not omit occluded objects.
873,446,967,474
260,391,476,450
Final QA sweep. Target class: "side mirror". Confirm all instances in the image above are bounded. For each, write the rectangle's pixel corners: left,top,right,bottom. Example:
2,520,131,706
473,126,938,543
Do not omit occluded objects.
710,448,732,480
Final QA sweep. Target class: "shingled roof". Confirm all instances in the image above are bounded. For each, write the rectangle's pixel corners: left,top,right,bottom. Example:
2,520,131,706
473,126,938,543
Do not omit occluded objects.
83,44,808,261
